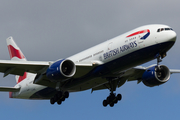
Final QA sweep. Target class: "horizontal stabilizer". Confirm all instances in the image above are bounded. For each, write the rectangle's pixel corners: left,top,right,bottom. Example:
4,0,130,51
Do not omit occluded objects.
0,86,20,92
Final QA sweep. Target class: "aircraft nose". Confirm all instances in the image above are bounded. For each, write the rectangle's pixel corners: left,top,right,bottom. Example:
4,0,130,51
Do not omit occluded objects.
168,31,177,42
156,30,177,44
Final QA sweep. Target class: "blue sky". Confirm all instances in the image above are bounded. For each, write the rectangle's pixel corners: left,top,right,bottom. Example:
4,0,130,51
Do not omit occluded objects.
0,1,180,120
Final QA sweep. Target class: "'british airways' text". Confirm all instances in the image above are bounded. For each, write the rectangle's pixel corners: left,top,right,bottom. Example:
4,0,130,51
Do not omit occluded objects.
103,41,137,59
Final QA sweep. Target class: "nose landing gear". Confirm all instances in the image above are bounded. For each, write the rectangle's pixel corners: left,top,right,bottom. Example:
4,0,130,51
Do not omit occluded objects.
156,52,166,66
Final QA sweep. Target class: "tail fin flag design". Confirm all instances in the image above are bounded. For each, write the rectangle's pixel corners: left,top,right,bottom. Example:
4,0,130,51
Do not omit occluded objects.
6,37,28,83
7,37,26,61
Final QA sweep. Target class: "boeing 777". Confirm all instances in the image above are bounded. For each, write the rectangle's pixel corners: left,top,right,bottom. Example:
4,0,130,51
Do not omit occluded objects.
0,24,179,107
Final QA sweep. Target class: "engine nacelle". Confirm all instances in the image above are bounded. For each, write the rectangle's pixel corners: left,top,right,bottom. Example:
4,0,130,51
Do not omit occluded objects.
46,59,76,81
142,65,170,87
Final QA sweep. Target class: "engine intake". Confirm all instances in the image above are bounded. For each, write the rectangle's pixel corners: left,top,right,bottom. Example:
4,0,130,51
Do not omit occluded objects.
142,65,170,87
46,59,76,81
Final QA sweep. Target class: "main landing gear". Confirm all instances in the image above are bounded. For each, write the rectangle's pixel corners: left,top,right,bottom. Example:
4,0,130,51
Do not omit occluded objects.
50,91,69,105
103,78,122,107
103,93,122,107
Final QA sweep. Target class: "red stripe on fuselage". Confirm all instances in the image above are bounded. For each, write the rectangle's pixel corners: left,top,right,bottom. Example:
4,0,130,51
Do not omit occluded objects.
8,45,25,59
126,29,150,37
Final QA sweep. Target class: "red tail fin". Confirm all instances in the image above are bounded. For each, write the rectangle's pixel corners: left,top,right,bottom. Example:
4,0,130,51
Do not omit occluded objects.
8,45,25,59
6,37,27,83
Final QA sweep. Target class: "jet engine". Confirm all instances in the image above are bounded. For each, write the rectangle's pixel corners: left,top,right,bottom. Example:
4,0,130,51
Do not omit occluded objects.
46,59,76,81
142,65,170,87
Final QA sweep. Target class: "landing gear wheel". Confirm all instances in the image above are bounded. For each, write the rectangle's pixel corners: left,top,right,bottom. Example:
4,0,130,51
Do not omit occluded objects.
109,102,114,107
106,96,110,104
102,77,124,107
114,98,118,104
57,100,62,105
54,94,59,102
103,100,108,107
102,93,122,107
61,96,65,101
117,94,122,101
57,91,62,98
50,98,55,105
110,93,115,101
64,91,69,98
50,90,70,105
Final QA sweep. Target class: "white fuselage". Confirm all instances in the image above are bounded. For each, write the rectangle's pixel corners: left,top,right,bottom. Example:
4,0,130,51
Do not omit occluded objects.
12,24,177,99
68,24,175,64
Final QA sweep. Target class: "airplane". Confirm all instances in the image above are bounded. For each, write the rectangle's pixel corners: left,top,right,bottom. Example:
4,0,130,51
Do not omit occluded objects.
0,24,179,107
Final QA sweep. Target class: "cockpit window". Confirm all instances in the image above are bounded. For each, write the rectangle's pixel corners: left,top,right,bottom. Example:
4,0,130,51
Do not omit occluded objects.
157,28,173,32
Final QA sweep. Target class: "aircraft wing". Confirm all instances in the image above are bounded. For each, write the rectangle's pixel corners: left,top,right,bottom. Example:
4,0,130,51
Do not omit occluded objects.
91,65,180,92
0,60,97,88
169,69,180,73
126,66,180,81
0,60,50,77
0,60,97,76
33,61,98,88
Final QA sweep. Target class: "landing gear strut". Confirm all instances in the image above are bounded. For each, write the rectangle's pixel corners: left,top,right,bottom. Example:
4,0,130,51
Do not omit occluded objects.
50,91,69,105
156,53,166,72
103,78,122,107
156,52,166,66
157,56,162,66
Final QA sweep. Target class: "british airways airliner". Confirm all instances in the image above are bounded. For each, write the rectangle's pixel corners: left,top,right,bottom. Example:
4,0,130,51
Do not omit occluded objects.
0,24,179,107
